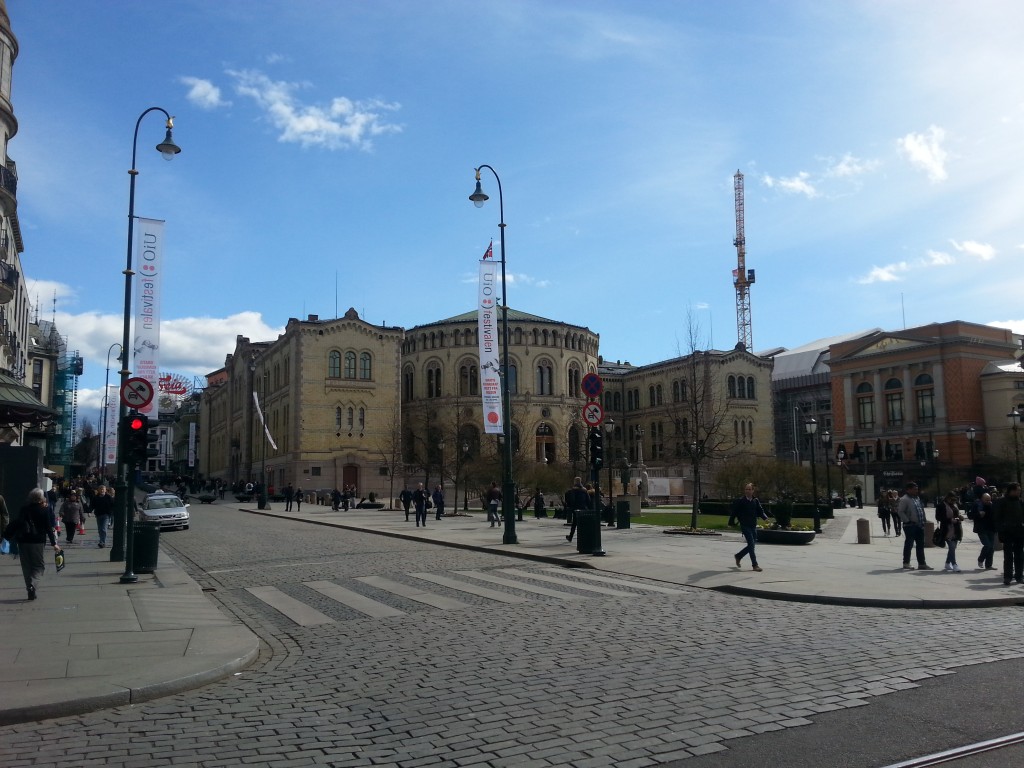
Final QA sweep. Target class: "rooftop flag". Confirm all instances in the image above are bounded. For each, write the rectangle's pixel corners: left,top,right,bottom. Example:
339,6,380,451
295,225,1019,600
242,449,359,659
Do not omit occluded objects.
482,240,493,260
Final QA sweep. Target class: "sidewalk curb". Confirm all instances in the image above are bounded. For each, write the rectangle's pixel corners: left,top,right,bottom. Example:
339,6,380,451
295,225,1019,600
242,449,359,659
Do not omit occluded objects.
712,584,1024,609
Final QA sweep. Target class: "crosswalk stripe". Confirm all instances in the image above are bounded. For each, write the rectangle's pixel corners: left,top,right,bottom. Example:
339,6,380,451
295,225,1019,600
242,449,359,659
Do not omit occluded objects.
245,586,335,626
305,581,407,618
454,570,588,600
356,576,471,611
539,567,688,595
410,573,528,604
495,568,640,597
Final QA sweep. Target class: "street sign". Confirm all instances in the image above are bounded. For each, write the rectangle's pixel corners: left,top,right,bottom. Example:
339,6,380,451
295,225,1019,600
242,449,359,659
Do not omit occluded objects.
582,400,604,427
120,377,154,409
581,372,603,398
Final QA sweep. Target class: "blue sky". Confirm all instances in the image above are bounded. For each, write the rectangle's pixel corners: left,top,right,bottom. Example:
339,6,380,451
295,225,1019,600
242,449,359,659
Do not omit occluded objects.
11,0,1024,423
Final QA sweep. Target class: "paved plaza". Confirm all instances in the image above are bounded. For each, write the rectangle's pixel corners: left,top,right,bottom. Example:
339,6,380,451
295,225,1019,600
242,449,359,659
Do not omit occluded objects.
1,501,1023,767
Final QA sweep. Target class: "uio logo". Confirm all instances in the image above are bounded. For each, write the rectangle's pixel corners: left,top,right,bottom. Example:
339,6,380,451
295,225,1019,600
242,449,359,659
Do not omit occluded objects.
487,412,500,424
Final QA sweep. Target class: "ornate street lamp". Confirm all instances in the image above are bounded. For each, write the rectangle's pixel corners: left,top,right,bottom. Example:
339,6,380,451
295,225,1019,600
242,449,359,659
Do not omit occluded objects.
837,449,846,506
469,166,516,544
113,108,180,582
462,440,470,511
805,417,821,533
966,426,977,477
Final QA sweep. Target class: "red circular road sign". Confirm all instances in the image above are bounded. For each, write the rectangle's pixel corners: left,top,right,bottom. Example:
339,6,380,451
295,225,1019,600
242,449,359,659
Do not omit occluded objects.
582,400,604,427
120,377,154,409
581,372,603,398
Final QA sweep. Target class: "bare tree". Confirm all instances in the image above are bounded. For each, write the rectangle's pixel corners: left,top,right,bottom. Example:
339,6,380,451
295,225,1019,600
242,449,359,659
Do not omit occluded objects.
668,309,733,530
375,401,404,509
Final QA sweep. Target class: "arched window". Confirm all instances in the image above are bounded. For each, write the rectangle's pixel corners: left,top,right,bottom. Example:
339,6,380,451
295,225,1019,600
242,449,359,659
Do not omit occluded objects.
454,329,462,346
335,406,342,430
748,419,754,444
347,407,354,430
359,352,372,380
738,376,747,399
359,407,365,431
514,328,522,345
747,377,756,400
656,384,663,405
328,351,341,378
460,364,479,396
728,375,736,398
344,351,356,378
508,363,518,394
885,377,904,427
734,419,740,443
568,365,581,397
427,363,443,398
613,391,622,411
536,361,553,395
672,380,681,402
403,367,415,402
649,385,656,407
543,329,550,346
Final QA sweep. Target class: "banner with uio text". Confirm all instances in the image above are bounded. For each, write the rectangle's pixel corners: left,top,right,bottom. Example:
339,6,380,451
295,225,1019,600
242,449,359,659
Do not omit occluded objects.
478,259,503,434
132,218,164,416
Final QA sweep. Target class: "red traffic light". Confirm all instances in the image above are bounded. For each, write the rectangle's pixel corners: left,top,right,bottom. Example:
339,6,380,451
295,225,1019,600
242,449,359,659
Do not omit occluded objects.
128,416,146,431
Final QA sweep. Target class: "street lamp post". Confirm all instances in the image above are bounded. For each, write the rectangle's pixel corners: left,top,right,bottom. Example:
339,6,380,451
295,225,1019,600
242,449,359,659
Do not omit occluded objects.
470,165,516,544
1007,412,1021,485
438,437,446,490
821,430,832,514
605,418,615,526
462,441,469,511
100,342,122,479
805,418,821,533
837,449,846,506
689,439,701,529
966,426,977,479
113,108,180,580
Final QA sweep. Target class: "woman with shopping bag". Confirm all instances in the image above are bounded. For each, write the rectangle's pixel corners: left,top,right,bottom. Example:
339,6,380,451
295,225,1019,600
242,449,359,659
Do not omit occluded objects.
60,491,85,545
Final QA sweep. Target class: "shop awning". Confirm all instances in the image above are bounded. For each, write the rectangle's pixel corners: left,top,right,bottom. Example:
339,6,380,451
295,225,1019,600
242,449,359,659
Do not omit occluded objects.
0,371,56,427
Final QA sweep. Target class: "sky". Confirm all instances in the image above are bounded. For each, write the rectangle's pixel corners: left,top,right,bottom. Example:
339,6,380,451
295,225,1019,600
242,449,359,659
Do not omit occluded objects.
10,0,1024,426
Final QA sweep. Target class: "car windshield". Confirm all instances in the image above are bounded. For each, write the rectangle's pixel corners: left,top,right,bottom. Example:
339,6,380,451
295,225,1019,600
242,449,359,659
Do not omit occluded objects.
147,497,183,510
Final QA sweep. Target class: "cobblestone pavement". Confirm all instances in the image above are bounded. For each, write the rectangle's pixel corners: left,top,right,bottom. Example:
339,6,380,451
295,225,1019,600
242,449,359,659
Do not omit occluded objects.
2,506,1023,768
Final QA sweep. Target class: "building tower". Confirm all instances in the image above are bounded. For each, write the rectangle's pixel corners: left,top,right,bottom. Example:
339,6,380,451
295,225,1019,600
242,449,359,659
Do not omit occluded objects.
733,170,755,351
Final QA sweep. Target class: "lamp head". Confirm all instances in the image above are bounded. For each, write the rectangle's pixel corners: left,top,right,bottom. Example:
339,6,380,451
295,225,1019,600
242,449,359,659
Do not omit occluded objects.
805,417,818,435
469,177,488,208
156,117,181,161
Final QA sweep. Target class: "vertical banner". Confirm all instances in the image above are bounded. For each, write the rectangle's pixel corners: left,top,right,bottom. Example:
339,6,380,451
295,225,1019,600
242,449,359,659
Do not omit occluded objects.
478,259,503,434
103,385,119,467
188,422,196,468
132,217,164,415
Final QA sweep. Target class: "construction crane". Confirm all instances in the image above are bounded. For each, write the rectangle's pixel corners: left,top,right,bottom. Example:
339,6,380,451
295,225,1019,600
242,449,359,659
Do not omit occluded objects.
733,170,755,350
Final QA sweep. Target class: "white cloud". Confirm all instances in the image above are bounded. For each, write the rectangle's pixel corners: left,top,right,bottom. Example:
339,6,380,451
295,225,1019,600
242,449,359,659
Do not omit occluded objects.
857,262,910,284
926,249,954,265
988,320,1024,335
824,153,880,178
24,278,76,310
898,125,948,182
180,76,231,110
950,239,996,261
226,69,402,150
694,302,710,310
761,172,818,198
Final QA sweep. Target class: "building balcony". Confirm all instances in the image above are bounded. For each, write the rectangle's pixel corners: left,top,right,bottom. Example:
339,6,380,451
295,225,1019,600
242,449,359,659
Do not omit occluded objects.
0,258,15,304
0,163,16,216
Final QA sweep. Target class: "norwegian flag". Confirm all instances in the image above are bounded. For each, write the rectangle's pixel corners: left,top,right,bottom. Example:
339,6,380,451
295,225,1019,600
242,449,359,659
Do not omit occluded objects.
482,240,493,260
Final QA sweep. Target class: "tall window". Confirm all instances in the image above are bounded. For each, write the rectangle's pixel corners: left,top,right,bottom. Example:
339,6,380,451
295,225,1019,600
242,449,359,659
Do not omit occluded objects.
737,377,747,399
568,365,581,397
747,377,755,400
914,373,935,424
328,351,341,378
536,362,553,395
885,377,904,427
344,351,356,378
649,385,656,407
347,407,354,430
728,375,736,398
672,380,681,403
508,363,518,394
427,364,442,398
856,382,874,429
359,352,372,380
403,367,415,402
359,407,365,431
655,384,663,405
335,406,342,430
460,364,479,396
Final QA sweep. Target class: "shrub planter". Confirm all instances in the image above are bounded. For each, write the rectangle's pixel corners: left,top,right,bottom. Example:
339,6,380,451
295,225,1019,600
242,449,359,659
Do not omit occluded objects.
197,493,217,504
356,501,385,509
756,528,816,545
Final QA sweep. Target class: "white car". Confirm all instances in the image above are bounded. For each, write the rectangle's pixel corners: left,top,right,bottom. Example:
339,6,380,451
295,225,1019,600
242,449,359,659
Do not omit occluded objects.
139,492,190,530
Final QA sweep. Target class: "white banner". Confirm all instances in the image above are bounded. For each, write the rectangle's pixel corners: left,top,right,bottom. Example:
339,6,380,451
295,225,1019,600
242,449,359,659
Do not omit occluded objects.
103,385,119,466
478,259,503,434
132,218,164,416
252,391,279,451
188,422,196,468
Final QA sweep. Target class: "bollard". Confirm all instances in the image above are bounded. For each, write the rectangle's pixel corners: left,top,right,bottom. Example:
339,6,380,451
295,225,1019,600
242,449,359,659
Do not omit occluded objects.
856,518,871,544
924,520,935,547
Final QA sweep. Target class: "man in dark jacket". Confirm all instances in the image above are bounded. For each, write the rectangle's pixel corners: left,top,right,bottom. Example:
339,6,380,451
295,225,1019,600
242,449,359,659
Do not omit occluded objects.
5,488,61,600
728,483,768,572
994,482,1024,585
972,491,997,570
565,477,591,542
399,487,413,522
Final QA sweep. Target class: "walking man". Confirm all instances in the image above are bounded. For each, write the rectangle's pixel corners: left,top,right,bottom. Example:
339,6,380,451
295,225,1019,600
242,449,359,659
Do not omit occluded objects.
896,481,934,570
283,483,294,512
400,487,413,522
485,481,502,528
564,478,590,542
994,482,1024,585
729,482,768,572
412,483,429,527
91,485,114,548
972,491,997,570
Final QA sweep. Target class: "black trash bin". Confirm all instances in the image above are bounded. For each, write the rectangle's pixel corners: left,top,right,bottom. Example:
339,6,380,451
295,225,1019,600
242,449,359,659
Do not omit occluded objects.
575,509,605,556
133,521,160,574
616,500,631,529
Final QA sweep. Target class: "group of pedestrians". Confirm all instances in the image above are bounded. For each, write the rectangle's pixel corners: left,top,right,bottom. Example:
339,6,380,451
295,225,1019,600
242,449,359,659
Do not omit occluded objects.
398,483,447,527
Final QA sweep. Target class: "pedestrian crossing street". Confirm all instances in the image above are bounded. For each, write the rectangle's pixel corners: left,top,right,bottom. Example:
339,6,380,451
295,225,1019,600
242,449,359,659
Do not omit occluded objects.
244,567,686,627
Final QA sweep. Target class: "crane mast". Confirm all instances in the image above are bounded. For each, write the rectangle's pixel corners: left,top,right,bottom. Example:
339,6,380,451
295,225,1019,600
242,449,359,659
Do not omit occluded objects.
733,170,754,350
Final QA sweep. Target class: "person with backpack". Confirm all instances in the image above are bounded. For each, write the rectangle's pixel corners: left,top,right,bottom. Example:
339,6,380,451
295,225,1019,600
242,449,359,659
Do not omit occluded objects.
970,492,997,570
3,488,61,601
